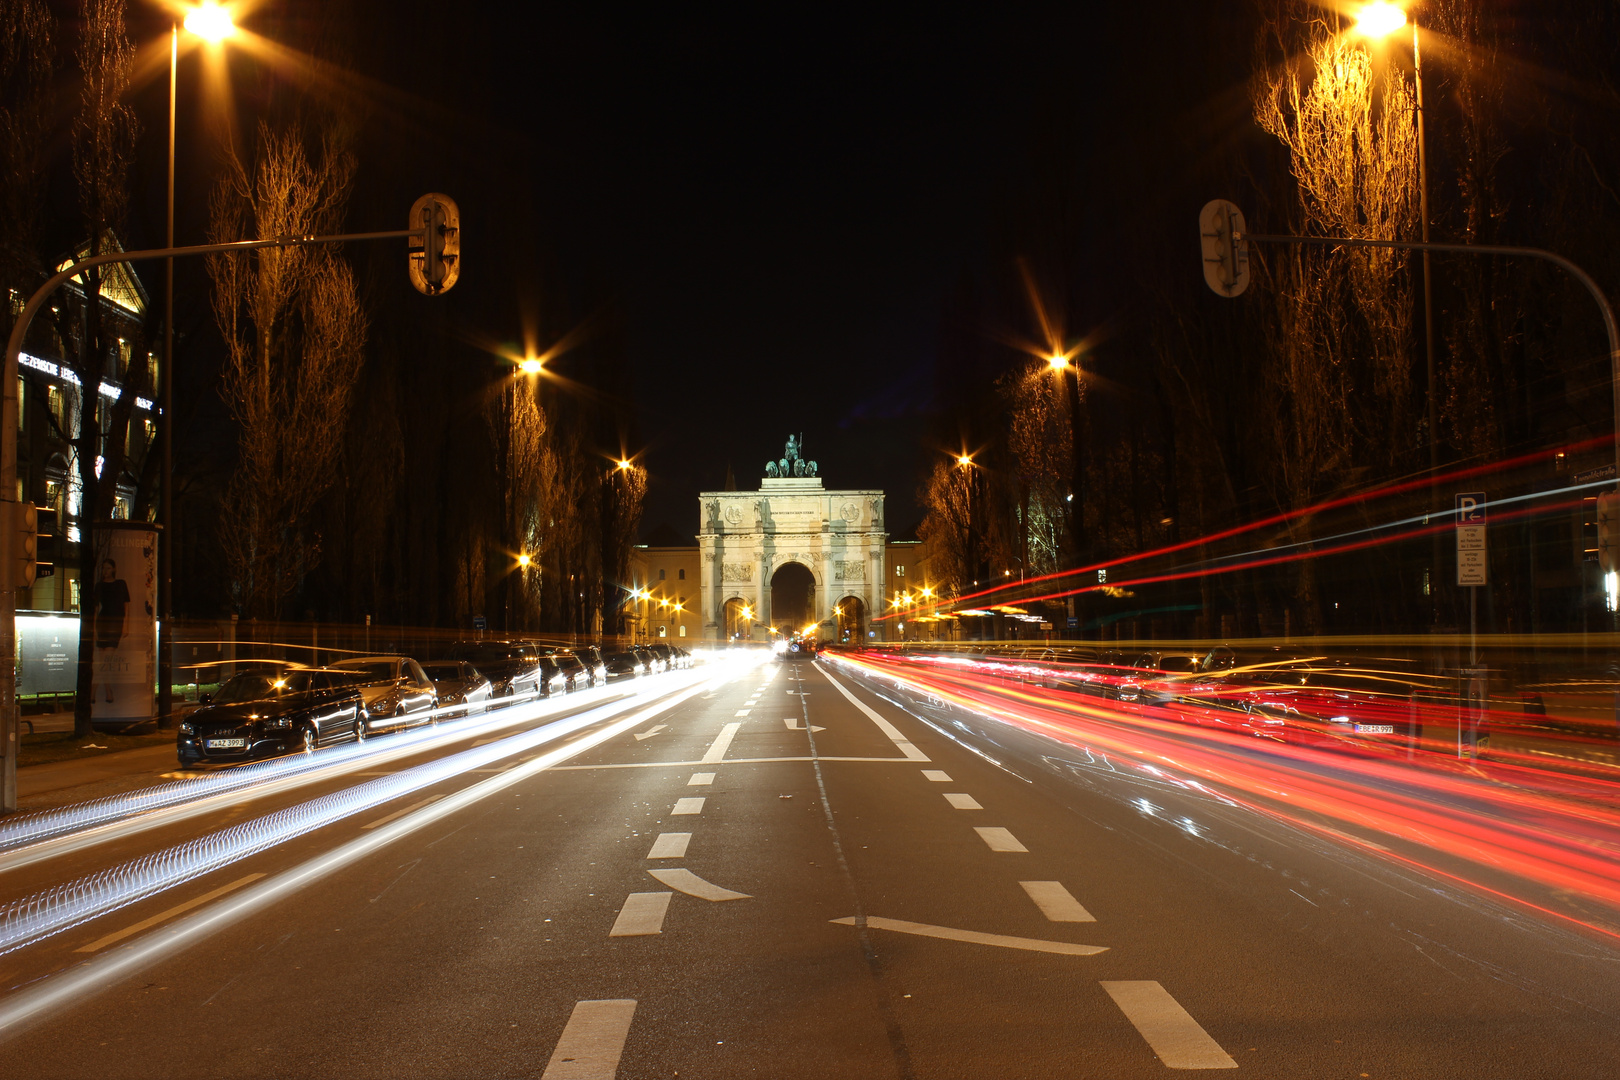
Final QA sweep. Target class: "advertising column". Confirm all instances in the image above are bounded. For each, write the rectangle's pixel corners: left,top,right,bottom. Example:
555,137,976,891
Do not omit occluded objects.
91,522,159,727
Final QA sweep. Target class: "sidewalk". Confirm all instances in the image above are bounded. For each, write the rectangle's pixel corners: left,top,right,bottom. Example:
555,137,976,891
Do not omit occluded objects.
19,743,181,800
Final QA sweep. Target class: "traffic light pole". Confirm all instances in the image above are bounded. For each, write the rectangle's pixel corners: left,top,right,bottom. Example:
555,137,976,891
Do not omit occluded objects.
0,226,424,813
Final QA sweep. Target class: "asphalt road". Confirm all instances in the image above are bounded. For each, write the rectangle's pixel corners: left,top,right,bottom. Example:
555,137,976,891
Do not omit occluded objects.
0,652,1616,1078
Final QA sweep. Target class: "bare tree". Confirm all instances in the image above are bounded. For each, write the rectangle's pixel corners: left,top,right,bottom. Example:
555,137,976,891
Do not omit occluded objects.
0,0,53,304
1001,366,1072,576
208,123,366,618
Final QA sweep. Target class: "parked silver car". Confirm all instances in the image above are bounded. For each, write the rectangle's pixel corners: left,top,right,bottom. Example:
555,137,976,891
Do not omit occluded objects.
420,660,493,718
329,655,439,733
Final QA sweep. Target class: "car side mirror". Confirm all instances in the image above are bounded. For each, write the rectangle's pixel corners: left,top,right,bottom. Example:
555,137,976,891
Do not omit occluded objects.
198,694,212,705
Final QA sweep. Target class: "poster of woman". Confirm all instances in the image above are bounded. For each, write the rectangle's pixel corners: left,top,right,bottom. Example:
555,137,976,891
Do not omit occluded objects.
91,523,158,727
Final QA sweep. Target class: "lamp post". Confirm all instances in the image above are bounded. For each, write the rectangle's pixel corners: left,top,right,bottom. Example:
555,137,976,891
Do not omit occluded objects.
1352,2,1439,615
1046,350,1084,560
159,2,237,730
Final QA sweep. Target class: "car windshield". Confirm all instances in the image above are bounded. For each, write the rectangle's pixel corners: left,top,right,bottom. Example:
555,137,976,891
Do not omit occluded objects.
334,661,398,683
420,662,466,681
213,671,310,704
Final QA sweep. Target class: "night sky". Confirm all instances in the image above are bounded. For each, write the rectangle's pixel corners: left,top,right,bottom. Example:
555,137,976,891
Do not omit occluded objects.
468,4,1122,540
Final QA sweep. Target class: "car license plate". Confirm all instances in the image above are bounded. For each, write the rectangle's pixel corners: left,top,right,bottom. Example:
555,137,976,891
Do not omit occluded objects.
1354,724,1394,735
206,738,246,748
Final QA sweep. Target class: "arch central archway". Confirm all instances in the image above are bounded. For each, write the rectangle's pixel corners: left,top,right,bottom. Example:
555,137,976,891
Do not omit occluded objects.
835,596,867,643
769,562,816,634
723,597,755,640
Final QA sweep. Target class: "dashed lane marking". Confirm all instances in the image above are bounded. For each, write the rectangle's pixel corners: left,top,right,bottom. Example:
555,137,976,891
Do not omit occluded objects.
974,827,1029,852
944,793,983,810
362,794,445,829
1020,881,1096,922
550,756,926,771
831,916,1106,956
734,709,751,717
671,797,706,815
816,668,930,761
922,770,952,782
646,832,691,859
701,722,742,763
687,772,715,786
75,874,267,953
540,999,638,1080
646,867,752,901
1101,981,1237,1070
608,893,672,937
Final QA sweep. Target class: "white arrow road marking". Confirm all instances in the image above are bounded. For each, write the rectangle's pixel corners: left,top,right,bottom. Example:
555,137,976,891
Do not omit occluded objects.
783,718,826,732
646,832,690,859
921,770,952,782
633,724,667,741
1101,981,1237,1069
1020,881,1096,922
944,793,983,810
701,723,741,763
541,999,638,1080
671,797,706,815
609,892,672,937
646,868,752,901
817,668,929,760
831,916,1106,956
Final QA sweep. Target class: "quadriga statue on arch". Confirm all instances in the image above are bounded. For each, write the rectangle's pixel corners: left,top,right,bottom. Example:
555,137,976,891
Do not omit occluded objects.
765,433,818,478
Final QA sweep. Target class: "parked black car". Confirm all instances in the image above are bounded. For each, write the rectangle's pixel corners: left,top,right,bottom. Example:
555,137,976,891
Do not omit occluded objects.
647,643,679,671
178,668,364,766
633,646,664,674
576,646,609,685
550,650,588,692
447,640,545,699
601,649,643,679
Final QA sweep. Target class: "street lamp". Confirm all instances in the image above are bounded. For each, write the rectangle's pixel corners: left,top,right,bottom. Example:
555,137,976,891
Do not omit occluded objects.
517,553,531,568
1350,1,1438,619
159,2,239,730
519,356,543,375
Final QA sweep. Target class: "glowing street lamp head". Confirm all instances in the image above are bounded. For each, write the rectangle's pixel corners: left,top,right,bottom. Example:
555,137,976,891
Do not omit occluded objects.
517,553,532,568
616,459,632,471
182,1,237,43
1046,353,1071,371
956,454,973,468
1352,2,1407,38
519,357,543,375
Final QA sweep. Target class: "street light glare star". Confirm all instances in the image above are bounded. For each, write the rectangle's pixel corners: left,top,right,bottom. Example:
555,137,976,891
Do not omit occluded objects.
957,454,973,467
519,357,543,374
616,459,632,470
183,1,237,43
517,553,532,567
1046,353,1070,371
1352,2,1407,38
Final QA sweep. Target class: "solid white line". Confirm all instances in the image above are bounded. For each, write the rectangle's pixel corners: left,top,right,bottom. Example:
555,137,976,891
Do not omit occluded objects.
816,667,930,761
1020,881,1095,922
922,770,952,782
687,772,715,786
701,723,741,763
671,797,705,815
974,827,1028,852
1101,981,1236,1069
608,892,672,937
944,793,983,810
645,867,751,901
361,794,444,829
74,873,267,953
540,999,638,1080
645,833,690,859
831,916,1106,956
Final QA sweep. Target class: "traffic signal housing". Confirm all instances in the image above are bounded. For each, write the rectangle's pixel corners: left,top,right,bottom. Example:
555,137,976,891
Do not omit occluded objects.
407,193,461,296
11,502,37,588
34,506,54,580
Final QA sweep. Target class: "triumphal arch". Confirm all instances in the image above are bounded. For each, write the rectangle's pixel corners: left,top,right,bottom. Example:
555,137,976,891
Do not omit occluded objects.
699,436,886,642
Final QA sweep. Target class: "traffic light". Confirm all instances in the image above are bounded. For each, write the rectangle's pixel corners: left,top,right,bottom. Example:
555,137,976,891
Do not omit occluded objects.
407,193,461,296
1199,199,1250,298
34,506,54,580
12,502,37,588
1598,490,1620,573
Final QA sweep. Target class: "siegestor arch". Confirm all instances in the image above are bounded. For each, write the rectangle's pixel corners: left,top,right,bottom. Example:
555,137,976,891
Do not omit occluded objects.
834,595,867,643
722,596,756,640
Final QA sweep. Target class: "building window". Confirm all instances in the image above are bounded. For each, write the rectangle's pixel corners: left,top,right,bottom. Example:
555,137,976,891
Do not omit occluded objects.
47,386,64,429
113,496,130,520
895,565,905,578
658,625,667,638
678,568,685,580
69,578,81,612
659,568,666,580
679,625,687,637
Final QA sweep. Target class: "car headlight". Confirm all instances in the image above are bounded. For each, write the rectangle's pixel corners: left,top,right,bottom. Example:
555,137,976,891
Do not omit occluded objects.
262,717,294,729
178,722,193,735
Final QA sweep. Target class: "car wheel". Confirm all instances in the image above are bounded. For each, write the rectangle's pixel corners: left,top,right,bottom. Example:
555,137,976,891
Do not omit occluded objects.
178,754,198,768
354,710,368,742
301,725,317,755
